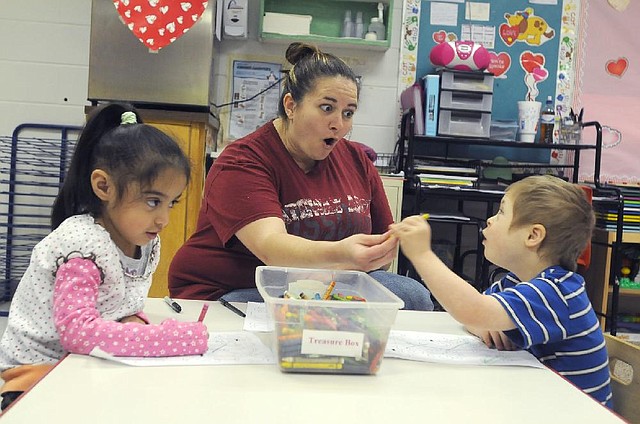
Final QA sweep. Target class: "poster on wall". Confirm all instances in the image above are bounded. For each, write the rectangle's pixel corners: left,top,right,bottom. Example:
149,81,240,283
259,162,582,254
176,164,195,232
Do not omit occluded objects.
575,0,639,185
228,60,282,140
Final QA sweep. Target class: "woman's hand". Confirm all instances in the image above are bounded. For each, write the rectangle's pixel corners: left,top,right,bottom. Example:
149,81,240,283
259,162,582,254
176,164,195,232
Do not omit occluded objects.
339,231,398,272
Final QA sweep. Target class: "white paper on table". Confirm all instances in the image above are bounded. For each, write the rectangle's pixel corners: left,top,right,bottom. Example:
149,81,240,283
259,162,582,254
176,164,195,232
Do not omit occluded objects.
384,330,544,368
89,331,276,366
243,301,274,332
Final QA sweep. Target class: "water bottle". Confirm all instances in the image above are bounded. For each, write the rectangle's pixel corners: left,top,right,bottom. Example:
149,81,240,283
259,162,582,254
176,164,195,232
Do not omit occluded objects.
539,96,554,144
354,11,364,39
368,17,385,40
341,10,354,38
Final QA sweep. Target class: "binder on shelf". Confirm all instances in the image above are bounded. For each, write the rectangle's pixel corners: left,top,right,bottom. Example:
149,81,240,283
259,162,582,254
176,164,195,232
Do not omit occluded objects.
423,74,440,136
400,83,425,135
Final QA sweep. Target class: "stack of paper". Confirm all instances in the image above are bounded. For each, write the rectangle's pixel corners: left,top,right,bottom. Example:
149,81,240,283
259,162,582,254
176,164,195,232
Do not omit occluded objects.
418,173,478,187
263,12,312,36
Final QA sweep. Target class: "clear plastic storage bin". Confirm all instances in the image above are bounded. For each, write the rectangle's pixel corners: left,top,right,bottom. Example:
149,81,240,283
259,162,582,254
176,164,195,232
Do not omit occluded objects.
438,110,491,138
256,266,404,374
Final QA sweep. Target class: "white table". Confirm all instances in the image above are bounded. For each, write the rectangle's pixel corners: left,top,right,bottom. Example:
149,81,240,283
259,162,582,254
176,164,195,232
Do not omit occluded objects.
0,298,623,423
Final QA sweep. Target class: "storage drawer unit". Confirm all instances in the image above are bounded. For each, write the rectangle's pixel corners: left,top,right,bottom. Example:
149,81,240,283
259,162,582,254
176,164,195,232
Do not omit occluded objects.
439,90,492,113
439,69,494,93
438,109,491,138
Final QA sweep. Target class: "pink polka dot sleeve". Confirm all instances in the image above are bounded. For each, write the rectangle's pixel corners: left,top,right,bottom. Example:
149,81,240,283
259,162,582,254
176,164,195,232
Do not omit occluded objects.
53,257,209,357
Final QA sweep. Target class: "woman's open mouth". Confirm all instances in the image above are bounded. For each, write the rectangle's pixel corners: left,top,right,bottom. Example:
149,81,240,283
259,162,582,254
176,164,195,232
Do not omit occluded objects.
323,137,337,146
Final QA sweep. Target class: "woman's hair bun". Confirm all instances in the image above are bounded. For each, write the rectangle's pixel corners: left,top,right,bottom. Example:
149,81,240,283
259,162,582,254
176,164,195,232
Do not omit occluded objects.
285,42,320,65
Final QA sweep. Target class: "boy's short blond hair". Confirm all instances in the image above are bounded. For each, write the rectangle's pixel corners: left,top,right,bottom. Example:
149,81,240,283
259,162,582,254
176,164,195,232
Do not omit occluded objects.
505,175,595,271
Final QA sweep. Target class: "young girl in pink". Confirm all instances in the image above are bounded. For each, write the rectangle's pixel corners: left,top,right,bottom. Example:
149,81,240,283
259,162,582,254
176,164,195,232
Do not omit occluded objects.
0,103,209,410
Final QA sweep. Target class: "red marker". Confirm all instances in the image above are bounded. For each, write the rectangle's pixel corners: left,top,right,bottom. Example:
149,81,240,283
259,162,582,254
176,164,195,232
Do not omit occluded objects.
197,303,209,322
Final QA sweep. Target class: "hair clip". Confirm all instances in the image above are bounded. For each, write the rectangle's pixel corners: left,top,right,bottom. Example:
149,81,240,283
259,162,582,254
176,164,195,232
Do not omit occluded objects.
120,111,137,125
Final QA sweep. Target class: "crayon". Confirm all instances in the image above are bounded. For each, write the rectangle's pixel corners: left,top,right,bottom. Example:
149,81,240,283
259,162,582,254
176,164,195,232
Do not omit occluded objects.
281,361,344,370
322,281,336,300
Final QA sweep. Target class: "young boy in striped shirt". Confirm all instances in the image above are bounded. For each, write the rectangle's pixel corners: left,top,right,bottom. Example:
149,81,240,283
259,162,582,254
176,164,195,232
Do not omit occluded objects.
390,175,612,407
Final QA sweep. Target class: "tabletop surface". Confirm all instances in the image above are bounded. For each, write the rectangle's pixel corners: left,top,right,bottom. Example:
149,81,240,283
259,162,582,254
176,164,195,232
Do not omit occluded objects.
0,298,624,423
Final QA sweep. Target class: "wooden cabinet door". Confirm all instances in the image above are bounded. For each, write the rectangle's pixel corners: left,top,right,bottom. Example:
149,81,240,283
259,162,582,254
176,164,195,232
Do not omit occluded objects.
146,120,206,297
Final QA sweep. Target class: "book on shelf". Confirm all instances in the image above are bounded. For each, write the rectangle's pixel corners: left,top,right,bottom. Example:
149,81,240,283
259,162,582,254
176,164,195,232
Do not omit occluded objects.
418,173,477,187
414,164,478,175
423,74,440,137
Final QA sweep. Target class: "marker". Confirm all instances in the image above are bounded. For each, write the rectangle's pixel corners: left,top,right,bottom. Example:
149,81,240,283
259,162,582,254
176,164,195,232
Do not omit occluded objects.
163,296,182,313
218,298,246,318
197,303,209,322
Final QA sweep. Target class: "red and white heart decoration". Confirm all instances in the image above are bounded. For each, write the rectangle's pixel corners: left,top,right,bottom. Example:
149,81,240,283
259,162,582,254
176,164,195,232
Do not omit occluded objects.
605,57,629,78
113,0,208,51
486,51,511,78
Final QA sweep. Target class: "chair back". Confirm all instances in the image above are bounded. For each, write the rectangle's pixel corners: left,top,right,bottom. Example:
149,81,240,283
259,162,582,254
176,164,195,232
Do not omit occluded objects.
605,334,640,423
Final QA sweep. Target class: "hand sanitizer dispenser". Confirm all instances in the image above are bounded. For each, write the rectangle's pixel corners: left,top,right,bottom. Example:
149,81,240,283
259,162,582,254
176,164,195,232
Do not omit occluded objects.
223,0,248,39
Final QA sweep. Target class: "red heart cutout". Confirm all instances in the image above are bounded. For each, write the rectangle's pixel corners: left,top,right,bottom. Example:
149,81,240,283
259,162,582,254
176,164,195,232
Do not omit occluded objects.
499,24,519,46
432,30,447,44
520,51,545,73
606,57,628,78
486,52,511,77
113,0,208,51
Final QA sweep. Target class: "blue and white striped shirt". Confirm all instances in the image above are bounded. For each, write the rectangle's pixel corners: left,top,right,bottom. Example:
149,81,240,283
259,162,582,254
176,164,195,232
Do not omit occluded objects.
486,267,612,407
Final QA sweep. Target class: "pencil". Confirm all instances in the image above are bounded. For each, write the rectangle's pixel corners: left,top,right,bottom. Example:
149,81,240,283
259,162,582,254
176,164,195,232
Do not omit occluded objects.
322,281,336,300
197,303,209,322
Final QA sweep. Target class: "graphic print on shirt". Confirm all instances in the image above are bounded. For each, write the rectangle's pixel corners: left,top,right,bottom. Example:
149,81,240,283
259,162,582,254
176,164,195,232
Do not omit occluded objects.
282,195,371,241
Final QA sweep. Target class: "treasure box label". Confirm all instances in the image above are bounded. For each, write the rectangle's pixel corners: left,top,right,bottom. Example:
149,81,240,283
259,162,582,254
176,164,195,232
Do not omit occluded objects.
300,330,364,358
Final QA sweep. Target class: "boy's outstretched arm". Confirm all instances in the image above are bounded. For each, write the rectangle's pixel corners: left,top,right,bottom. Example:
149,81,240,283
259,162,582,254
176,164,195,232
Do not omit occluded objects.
390,216,515,331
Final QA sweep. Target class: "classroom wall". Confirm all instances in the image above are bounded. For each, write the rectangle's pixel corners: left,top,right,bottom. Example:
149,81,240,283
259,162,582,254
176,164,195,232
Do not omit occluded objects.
212,0,404,154
0,1,92,134
0,0,403,155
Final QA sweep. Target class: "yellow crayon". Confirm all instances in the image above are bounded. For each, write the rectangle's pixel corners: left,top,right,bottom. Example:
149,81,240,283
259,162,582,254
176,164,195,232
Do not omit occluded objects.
322,281,336,300
281,361,343,370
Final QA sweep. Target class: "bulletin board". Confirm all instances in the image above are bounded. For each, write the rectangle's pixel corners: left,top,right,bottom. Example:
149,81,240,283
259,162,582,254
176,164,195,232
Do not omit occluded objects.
415,0,564,122
574,0,640,185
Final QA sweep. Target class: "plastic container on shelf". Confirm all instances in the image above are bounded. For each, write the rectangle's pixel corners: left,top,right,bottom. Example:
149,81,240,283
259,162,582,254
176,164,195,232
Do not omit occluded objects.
368,17,385,40
539,96,554,144
256,266,404,375
341,10,354,38
354,11,364,38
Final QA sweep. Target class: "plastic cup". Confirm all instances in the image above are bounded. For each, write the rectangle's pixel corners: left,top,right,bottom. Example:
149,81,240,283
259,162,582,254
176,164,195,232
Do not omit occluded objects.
517,101,541,143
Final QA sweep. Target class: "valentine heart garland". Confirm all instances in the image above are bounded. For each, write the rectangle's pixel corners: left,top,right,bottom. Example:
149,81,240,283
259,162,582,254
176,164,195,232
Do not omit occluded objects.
113,0,209,51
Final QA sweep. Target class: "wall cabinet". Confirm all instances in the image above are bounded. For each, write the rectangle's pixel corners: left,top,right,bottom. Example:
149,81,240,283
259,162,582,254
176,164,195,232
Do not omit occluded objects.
259,0,393,50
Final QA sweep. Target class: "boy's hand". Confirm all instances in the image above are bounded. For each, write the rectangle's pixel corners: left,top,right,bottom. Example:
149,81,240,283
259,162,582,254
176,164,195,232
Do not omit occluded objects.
389,215,432,262
119,315,147,325
467,326,518,351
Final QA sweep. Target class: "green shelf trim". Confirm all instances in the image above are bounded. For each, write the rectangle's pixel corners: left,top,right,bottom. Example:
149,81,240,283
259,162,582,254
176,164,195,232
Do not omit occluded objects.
260,0,393,51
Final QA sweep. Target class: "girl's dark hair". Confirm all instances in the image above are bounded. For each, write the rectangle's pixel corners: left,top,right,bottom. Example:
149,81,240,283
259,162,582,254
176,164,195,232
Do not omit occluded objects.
277,42,360,119
51,102,191,230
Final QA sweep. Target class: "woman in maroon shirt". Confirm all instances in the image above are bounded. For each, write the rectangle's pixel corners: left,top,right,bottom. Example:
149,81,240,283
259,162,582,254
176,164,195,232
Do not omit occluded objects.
169,43,433,310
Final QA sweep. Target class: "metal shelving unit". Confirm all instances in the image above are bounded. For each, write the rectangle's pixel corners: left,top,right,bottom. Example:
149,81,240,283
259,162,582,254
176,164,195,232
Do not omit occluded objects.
0,124,81,313
396,109,626,333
